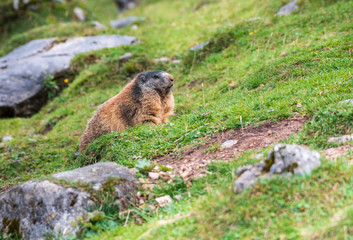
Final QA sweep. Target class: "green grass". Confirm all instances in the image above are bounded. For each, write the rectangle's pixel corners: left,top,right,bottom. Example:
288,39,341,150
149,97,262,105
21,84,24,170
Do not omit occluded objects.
1,0,353,238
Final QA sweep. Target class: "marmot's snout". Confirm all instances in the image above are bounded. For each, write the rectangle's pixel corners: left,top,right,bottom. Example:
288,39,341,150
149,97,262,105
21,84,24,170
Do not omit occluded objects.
166,74,174,88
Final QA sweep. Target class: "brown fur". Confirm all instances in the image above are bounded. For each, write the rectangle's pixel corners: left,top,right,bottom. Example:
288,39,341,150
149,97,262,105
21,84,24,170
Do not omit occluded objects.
79,70,174,152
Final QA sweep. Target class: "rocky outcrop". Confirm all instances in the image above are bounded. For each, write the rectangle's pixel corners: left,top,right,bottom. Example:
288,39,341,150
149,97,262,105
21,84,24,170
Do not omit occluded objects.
0,35,138,118
0,180,94,239
0,162,139,239
234,144,321,193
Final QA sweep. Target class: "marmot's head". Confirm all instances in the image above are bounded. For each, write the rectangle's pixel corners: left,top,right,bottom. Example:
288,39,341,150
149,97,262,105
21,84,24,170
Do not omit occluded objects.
136,70,174,96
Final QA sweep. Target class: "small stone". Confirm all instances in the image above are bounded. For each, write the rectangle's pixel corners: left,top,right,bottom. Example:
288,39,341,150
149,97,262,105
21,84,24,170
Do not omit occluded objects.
92,21,107,29
267,130,273,135
155,195,172,207
119,52,133,62
139,199,145,205
153,57,170,63
220,140,238,150
267,109,274,113
190,41,210,51
92,183,102,191
131,25,138,30
73,7,85,22
296,103,302,108
110,16,144,29
28,138,36,142
153,165,160,171
148,172,159,180
2,135,13,142
172,59,181,64
277,0,298,16
174,195,182,200
328,134,353,144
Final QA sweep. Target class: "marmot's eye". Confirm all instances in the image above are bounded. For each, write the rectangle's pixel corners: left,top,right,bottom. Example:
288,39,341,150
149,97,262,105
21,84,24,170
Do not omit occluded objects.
153,74,159,79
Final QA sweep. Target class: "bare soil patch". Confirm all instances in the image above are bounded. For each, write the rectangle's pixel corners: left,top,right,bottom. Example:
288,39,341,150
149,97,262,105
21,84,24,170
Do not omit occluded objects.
322,145,353,161
155,116,307,180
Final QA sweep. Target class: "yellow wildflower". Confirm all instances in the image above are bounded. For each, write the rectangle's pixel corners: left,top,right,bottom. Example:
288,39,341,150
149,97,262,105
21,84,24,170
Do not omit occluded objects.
249,32,253,35
64,79,69,83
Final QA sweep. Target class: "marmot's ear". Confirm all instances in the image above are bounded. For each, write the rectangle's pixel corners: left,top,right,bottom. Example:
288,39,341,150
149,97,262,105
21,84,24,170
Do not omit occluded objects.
139,75,147,82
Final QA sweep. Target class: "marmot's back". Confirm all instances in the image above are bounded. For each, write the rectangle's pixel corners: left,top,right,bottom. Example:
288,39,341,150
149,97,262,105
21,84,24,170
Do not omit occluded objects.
78,70,174,152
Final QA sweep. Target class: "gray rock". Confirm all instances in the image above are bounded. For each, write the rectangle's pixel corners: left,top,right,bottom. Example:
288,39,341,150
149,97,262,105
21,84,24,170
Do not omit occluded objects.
153,57,170,63
266,144,321,175
234,144,320,193
328,134,353,144
190,41,210,51
0,35,138,117
234,164,263,193
73,7,85,22
0,180,94,239
0,162,140,239
339,99,353,104
220,140,238,150
155,195,172,207
92,21,107,29
110,16,144,29
277,0,298,16
53,162,138,192
2,135,13,142
119,52,133,62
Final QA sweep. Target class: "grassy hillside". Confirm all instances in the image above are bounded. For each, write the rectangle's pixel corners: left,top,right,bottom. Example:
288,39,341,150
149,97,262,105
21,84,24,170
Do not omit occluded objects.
1,0,353,239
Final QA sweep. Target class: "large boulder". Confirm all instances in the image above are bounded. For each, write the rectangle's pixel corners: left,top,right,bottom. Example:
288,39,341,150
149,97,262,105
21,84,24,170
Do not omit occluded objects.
235,144,321,193
0,180,94,239
0,162,139,239
0,35,138,118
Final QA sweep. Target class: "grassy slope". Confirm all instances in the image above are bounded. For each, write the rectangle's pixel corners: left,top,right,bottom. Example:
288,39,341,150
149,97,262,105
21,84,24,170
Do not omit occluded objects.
1,0,353,239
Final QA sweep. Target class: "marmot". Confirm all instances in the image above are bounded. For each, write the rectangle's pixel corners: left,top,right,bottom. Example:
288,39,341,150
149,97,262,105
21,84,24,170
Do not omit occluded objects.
79,70,174,152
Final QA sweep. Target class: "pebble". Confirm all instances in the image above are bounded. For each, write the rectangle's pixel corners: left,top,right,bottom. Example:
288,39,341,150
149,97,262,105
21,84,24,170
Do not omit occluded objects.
155,195,172,207
220,140,238,150
148,172,159,180
2,135,13,142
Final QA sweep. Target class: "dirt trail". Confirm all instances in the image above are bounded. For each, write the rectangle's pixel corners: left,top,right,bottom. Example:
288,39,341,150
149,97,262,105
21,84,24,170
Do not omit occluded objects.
155,116,307,180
